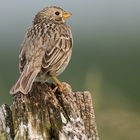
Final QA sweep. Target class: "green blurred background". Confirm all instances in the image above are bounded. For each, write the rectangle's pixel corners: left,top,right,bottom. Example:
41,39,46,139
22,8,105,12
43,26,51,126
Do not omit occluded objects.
0,0,140,139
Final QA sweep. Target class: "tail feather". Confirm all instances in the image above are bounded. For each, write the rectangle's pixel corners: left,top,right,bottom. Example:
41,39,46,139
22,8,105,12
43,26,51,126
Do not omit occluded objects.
10,69,39,95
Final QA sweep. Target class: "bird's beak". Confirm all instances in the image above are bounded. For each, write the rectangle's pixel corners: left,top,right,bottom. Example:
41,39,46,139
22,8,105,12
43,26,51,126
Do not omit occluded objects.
62,11,72,20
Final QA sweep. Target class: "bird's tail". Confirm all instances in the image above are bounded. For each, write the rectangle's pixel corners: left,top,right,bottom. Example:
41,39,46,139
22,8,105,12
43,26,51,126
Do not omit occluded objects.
10,68,40,95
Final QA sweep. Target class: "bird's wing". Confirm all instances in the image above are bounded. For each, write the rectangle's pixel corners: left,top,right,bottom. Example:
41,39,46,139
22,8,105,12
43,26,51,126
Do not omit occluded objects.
19,27,39,73
19,34,27,73
41,28,73,74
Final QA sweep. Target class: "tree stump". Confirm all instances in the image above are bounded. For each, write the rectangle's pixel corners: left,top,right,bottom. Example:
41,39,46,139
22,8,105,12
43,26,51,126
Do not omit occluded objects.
0,82,99,140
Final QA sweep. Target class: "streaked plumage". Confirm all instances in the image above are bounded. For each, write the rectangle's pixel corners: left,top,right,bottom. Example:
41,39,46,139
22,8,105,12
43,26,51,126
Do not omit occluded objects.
10,6,73,95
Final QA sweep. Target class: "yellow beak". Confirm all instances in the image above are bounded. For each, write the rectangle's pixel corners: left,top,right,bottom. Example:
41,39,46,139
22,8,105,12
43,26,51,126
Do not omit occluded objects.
63,11,72,20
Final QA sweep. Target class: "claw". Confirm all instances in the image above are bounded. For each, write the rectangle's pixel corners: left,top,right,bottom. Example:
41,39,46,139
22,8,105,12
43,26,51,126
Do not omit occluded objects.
51,77,66,93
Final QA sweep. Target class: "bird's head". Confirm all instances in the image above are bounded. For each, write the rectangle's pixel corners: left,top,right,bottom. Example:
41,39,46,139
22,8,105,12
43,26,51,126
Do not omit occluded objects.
33,6,72,24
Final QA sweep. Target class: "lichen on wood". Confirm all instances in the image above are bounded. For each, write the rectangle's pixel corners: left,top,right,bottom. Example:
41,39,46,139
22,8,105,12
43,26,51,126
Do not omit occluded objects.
0,82,99,140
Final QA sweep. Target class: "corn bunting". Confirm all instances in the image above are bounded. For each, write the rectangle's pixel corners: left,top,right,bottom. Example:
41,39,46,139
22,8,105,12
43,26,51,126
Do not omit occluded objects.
10,6,73,95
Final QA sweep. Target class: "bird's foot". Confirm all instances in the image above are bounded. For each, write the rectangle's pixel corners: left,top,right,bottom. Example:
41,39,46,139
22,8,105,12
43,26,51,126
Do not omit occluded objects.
52,83,65,93
51,77,71,95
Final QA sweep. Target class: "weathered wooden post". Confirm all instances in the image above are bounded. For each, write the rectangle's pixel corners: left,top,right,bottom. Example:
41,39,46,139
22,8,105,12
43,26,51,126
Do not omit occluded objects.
0,82,99,140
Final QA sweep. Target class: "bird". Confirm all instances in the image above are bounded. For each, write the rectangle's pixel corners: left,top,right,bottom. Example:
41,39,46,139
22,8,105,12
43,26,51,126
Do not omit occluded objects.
10,6,73,95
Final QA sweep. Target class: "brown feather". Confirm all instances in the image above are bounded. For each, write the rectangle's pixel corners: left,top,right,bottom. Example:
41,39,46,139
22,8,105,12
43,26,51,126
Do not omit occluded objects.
10,6,73,94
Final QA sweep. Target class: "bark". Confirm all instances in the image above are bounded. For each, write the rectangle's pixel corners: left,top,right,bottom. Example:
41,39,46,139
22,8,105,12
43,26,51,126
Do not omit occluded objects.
0,82,99,140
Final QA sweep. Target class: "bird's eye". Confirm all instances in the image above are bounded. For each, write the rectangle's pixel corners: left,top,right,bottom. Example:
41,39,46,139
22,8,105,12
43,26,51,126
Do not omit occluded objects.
55,11,60,15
